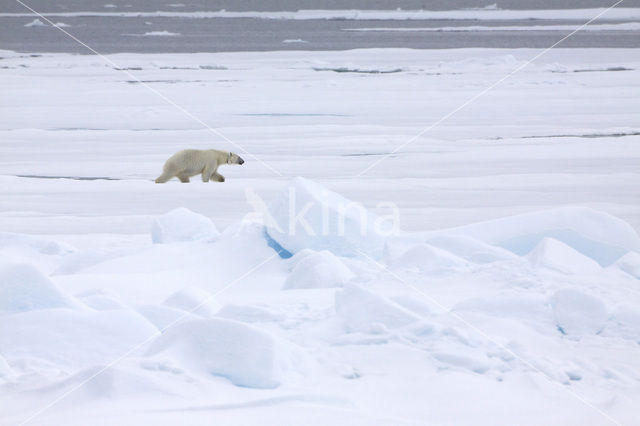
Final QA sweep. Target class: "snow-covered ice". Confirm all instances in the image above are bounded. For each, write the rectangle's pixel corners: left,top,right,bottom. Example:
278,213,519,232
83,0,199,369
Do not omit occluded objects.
283,250,354,289
151,207,219,244
265,177,393,259
146,318,284,389
3,8,640,21
1,46,640,425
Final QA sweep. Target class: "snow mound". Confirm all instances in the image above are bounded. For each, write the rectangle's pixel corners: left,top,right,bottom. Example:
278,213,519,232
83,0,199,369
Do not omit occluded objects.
0,309,157,369
37,364,174,401
527,238,602,275
24,19,46,27
265,177,392,259
76,289,126,311
0,263,81,313
389,243,469,273
146,318,282,388
390,294,432,317
138,304,198,330
53,247,136,275
335,283,421,333
142,31,181,36
284,248,317,270
551,289,608,336
453,296,551,324
217,304,285,323
151,208,219,244
606,305,640,341
424,235,516,264
163,286,220,317
448,207,640,266
0,354,13,379
615,251,640,279
0,232,74,256
283,250,354,290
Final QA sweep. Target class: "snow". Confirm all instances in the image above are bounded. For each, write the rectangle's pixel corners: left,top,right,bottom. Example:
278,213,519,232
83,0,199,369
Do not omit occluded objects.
1,46,640,425
388,243,469,274
614,251,640,279
145,318,283,388
1,309,157,370
137,304,198,330
24,18,47,27
216,304,285,323
4,8,640,21
435,207,640,266
265,177,392,259
163,286,221,317
0,263,81,313
335,283,422,333
422,234,517,264
139,31,181,37
551,289,608,337
345,22,640,32
527,237,602,275
283,250,354,289
151,207,219,244
0,233,75,274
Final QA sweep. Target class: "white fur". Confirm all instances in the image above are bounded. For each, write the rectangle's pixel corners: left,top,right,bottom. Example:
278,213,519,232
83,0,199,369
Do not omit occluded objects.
155,149,244,183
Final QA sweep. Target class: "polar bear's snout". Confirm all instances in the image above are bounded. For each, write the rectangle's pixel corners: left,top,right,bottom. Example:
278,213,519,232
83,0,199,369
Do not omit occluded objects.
228,152,245,165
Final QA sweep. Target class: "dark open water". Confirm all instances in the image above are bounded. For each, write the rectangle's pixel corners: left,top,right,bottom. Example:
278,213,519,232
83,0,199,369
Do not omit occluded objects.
1,0,639,52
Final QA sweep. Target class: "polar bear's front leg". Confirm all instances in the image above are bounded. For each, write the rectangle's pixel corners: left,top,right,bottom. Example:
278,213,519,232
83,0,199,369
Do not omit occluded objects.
177,173,190,183
202,161,218,182
212,172,225,182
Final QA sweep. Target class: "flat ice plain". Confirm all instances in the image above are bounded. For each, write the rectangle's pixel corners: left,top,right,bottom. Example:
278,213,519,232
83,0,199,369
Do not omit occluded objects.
1,43,640,425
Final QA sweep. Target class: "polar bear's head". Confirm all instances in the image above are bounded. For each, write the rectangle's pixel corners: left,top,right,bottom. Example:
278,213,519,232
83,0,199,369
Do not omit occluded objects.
227,152,245,165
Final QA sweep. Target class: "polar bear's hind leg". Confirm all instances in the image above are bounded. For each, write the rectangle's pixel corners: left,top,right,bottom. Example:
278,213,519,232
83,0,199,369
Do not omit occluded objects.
155,171,173,183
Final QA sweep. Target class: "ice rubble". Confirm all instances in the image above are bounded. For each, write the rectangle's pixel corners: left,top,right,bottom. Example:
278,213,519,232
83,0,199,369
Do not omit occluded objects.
335,283,421,333
76,289,126,311
527,238,602,275
422,234,516,264
151,207,219,244
138,304,199,330
0,355,12,380
283,250,354,289
216,304,285,323
438,207,640,266
0,263,81,313
607,305,640,342
387,243,469,273
265,177,392,259
551,289,608,336
1,309,157,369
615,251,640,279
163,286,221,317
0,232,75,274
2,177,640,414
146,318,283,388
0,232,74,256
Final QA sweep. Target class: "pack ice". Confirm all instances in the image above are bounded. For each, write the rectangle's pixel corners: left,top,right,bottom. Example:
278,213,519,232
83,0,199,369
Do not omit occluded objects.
265,177,392,259
1,179,640,425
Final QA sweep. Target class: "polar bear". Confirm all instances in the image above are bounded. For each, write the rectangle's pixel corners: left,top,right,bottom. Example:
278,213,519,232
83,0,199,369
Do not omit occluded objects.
155,149,244,183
